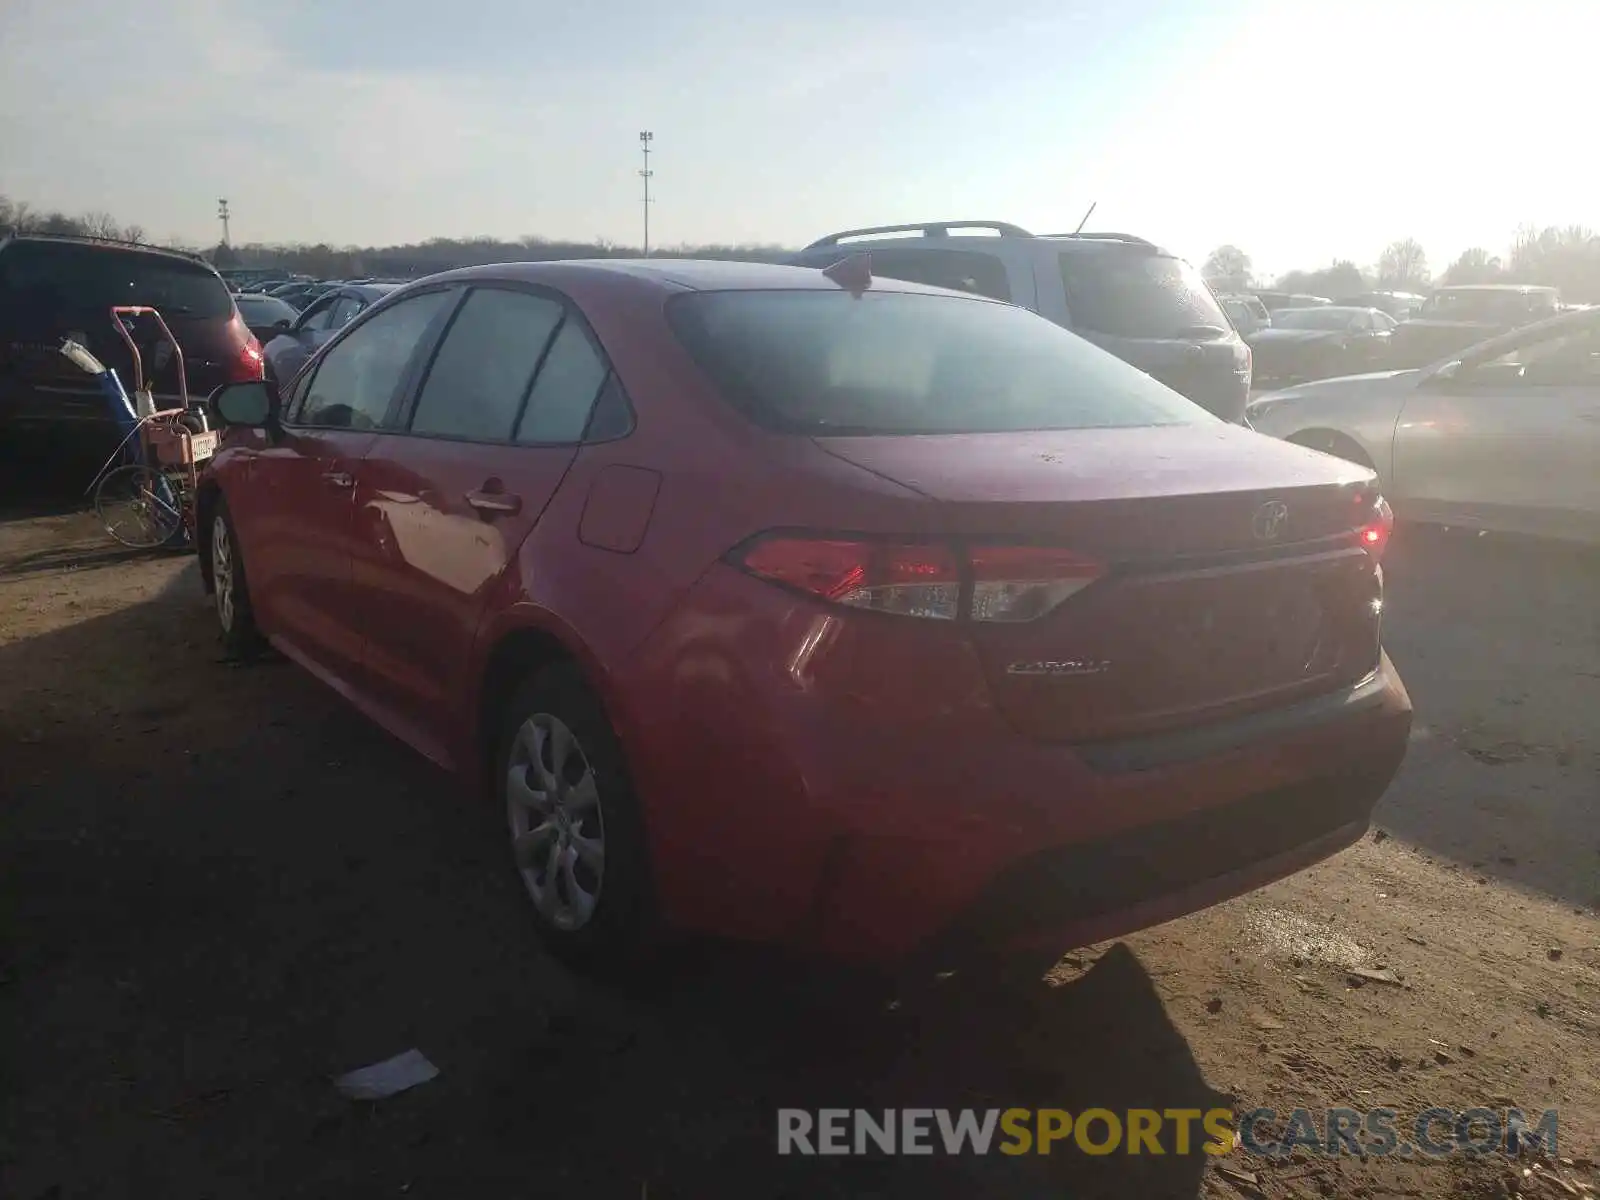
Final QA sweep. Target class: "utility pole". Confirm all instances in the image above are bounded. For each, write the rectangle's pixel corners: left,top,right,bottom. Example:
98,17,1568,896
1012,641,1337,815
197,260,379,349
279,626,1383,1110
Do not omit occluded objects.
217,198,231,246
638,131,654,257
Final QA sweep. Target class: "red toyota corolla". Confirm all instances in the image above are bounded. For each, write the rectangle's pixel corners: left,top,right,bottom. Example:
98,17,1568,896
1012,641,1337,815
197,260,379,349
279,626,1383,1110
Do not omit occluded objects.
198,258,1411,971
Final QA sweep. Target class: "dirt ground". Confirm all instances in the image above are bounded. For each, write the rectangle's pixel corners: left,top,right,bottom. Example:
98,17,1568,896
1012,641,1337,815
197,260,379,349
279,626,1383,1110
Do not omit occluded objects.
1,478,1597,1199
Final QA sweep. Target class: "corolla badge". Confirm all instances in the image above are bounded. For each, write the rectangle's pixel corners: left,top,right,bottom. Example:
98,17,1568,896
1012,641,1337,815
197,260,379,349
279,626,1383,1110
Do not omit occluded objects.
1005,659,1112,677
1251,499,1290,541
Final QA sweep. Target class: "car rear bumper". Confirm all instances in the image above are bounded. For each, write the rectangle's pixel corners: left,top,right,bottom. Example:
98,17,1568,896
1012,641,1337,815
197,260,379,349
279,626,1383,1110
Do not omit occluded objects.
797,663,1409,960
623,568,1412,961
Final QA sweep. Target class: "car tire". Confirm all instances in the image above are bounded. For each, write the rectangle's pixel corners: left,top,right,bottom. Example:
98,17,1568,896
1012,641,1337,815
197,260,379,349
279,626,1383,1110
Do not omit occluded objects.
210,499,265,659
496,663,653,974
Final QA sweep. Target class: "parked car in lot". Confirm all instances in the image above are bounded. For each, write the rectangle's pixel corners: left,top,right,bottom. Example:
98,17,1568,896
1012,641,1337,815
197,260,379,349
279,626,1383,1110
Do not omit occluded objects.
1335,290,1426,321
1253,291,1333,313
1219,293,1271,336
198,258,1411,971
1387,284,1560,368
0,233,263,442
232,293,300,342
1246,305,1397,386
267,281,335,310
789,221,1254,422
1246,306,1600,544
260,283,397,382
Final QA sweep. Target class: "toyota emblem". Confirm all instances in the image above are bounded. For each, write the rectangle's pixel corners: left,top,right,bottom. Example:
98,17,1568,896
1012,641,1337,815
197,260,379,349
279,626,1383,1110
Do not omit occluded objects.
1252,500,1290,541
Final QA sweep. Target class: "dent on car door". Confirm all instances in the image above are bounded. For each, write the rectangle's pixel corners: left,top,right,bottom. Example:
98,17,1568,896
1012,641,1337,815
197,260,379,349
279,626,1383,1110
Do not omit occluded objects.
243,289,457,685
1393,321,1600,538
350,286,617,757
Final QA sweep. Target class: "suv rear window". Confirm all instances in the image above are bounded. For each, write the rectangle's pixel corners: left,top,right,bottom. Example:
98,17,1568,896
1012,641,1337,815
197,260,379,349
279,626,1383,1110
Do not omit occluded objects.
669,289,1209,436
0,241,233,319
1058,249,1231,340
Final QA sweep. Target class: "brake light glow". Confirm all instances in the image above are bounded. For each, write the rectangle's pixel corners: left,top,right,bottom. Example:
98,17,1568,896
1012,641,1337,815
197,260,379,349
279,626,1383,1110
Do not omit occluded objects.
227,315,266,381
1357,494,1394,560
734,535,1104,622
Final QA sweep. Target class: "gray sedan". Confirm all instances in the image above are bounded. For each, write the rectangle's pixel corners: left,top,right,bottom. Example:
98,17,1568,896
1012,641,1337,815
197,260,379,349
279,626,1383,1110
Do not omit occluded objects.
1246,306,1600,545
261,284,398,384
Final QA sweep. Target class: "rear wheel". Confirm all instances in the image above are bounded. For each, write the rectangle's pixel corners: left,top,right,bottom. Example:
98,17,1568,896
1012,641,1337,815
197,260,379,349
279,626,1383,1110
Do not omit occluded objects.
497,663,652,972
95,464,183,549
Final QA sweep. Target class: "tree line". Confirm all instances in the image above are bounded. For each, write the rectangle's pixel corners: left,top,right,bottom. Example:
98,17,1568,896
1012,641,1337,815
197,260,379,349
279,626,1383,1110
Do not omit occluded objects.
1202,227,1600,303
1,194,789,278
9,193,1598,302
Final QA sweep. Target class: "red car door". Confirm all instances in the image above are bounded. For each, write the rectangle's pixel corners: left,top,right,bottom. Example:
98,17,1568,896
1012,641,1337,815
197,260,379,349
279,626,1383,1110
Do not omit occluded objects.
348,285,617,763
238,289,457,687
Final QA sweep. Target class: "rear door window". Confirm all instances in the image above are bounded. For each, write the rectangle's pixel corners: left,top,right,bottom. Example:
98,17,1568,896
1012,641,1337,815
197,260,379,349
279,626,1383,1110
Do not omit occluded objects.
408,288,565,442
854,248,1012,301
516,320,611,443
1059,249,1231,339
0,241,232,319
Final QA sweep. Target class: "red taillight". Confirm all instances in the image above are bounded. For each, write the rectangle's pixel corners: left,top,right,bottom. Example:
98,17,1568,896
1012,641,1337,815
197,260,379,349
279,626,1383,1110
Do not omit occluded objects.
738,537,962,619
734,535,1104,622
227,315,266,381
1357,494,1394,560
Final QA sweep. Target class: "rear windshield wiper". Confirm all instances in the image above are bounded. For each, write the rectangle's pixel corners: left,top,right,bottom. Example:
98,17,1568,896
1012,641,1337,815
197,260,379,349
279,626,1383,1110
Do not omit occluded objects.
1173,324,1230,340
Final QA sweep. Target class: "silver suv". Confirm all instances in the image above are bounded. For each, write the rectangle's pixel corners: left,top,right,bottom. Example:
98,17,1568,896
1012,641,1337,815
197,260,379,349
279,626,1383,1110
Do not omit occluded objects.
790,221,1252,422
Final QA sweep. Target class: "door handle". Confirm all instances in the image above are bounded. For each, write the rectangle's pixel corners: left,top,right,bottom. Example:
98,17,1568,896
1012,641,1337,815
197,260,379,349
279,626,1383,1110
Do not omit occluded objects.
467,489,521,512
323,470,354,488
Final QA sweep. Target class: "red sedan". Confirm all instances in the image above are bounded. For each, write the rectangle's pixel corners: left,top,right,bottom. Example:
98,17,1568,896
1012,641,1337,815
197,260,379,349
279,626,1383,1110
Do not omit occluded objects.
199,258,1411,970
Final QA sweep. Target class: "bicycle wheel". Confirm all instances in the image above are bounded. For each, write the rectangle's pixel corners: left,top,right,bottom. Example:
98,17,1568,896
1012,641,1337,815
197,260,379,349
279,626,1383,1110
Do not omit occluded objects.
95,464,184,549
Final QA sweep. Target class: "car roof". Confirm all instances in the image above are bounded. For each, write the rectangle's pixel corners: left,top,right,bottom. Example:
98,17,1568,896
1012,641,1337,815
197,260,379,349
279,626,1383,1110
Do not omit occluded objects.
1280,305,1378,316
1434,283,1557,294
414,258,964,297
1,232,214,269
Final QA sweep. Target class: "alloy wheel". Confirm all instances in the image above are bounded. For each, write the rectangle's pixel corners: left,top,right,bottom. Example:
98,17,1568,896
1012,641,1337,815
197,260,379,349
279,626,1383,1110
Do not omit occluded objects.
213,514,235,632
506,713,606,931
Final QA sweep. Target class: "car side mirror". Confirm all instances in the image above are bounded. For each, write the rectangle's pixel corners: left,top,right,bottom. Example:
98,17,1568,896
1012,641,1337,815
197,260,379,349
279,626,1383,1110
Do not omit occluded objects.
210,379,282,435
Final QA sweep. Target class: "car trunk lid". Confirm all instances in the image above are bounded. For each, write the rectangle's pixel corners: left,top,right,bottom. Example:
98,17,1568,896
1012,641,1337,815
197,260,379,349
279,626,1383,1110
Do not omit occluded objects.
814,425,1386,742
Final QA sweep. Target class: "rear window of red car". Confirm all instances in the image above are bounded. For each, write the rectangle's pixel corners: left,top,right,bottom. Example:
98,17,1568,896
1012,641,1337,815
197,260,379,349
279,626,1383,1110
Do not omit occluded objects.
0,241,233,320
668,289,1210,436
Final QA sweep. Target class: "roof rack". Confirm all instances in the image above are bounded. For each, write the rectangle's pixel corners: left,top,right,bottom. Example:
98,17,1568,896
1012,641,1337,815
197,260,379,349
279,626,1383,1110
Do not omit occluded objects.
804,221,1034,250
1041,231,1158,248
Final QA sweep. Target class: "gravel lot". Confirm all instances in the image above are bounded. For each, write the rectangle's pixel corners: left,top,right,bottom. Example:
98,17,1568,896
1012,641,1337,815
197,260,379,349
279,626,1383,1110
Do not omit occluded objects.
1,475,1596,1199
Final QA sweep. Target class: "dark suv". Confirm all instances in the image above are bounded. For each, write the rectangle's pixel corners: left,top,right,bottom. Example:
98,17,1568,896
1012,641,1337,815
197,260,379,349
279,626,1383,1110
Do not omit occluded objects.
790,221,1252,422
0,234,263,443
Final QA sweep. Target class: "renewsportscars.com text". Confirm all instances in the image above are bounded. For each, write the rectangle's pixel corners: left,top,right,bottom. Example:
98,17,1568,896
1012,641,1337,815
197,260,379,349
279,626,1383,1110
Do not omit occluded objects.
777,1107,1559,1158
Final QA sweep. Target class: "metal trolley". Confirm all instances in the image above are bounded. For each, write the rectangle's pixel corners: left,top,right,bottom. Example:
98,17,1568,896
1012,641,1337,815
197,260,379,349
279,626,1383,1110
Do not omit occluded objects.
71,305,220,550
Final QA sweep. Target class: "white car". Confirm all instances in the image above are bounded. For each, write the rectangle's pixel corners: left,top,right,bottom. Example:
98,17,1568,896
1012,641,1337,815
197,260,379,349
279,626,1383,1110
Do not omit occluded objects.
1246,306,1600,545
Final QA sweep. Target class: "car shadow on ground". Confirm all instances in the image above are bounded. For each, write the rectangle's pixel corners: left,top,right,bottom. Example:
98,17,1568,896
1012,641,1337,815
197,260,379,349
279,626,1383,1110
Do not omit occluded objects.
0,568,1230,1198
1376,525,1600,910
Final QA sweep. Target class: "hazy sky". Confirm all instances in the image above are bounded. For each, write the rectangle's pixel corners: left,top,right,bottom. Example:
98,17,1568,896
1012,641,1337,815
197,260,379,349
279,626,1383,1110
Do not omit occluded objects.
2,0,1595,276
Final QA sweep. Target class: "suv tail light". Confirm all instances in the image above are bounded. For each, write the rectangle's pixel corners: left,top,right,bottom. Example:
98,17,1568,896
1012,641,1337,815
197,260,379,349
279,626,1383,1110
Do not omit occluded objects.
226,315,265,381
1356,494,1394,560
733,534,1104,622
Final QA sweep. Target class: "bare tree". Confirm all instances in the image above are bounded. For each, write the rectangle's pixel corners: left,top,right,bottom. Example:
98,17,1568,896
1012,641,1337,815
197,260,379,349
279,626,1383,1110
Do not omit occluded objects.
1202,244,1252,291
123,224,146,245
1441,247,1502,285
1377,238,1430,289
81,210,123,239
